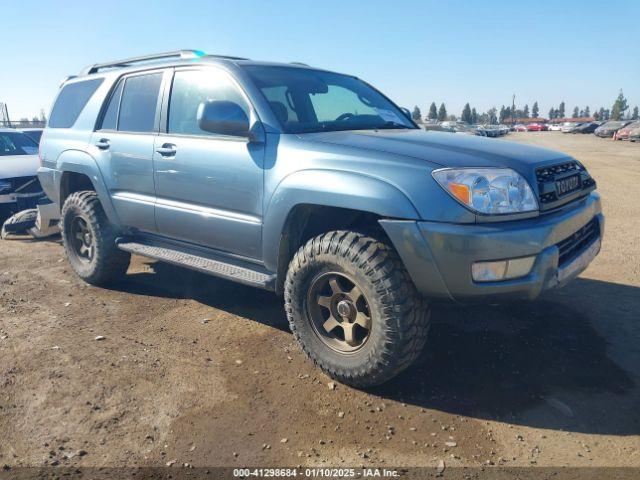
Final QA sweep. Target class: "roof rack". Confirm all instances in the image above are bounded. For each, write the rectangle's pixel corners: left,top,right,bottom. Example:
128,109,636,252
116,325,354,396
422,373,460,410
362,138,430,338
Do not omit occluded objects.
59,75,77,87
80,50,248,75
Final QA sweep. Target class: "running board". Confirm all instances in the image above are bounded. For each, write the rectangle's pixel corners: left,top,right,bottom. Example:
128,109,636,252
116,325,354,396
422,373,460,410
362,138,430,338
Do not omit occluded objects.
117,237,276,290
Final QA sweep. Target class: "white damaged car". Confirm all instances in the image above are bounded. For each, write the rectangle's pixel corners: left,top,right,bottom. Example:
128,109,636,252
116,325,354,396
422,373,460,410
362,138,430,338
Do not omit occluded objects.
0,129,60,238
0,129,45,221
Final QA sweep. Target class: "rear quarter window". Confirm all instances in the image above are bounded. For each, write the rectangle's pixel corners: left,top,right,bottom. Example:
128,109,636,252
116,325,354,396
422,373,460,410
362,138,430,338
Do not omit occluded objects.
48,78,104,128
98,80,124,131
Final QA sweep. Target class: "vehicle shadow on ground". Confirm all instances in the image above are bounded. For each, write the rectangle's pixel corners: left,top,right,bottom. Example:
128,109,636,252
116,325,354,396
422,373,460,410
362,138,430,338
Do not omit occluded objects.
373,278,639,435
111,261,638,435
113,260,290,332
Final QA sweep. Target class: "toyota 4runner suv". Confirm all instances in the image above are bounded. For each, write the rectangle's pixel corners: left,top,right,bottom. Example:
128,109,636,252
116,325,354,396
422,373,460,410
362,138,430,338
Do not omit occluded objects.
38,50,603,386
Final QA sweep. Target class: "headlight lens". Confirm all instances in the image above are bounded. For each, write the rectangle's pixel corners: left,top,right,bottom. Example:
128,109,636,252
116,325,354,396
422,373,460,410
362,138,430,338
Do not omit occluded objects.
432,168,538,214
0,180,12,194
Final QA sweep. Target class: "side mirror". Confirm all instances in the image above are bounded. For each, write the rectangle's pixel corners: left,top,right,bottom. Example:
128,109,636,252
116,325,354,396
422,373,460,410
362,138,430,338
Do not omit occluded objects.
197,100,250,137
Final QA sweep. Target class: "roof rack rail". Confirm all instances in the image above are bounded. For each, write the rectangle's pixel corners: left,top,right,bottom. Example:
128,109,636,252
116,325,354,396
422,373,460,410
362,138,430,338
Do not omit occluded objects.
59,75,77,87
80,50,218,75
290,61,309,66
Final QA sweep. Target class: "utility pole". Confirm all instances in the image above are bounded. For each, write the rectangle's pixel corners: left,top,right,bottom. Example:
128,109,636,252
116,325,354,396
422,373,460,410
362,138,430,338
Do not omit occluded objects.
511,95,515,126
0,103,11,128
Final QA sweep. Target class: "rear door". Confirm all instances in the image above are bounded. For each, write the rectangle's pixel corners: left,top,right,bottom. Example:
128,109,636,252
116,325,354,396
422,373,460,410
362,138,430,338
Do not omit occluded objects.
90,70,167,232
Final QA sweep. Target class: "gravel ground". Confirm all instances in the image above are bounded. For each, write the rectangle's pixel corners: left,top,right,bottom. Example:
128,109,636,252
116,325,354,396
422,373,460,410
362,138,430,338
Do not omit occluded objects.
0,132,639,471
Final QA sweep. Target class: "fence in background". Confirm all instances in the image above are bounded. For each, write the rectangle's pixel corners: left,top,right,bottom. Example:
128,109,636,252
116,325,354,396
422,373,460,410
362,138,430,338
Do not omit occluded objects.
0,120,46,128
0,103,46,128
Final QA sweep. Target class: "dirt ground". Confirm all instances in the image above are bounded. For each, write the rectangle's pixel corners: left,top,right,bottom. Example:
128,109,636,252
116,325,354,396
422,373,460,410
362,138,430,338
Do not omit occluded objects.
1,132,639,472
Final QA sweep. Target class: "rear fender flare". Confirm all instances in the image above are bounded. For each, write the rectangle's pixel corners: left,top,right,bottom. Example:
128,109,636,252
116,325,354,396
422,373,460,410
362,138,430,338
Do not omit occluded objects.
55,150,121,228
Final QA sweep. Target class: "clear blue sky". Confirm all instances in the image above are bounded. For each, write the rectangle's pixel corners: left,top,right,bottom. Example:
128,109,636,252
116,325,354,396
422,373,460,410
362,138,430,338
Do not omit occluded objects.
3,0,639,120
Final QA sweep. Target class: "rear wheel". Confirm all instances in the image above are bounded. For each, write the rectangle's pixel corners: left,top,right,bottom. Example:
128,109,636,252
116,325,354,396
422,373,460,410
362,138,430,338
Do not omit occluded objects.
285,230,430,387
61,191,130,285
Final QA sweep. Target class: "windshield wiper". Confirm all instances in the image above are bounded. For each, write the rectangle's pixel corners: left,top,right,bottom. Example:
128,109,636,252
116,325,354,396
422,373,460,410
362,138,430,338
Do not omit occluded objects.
294,121,413,134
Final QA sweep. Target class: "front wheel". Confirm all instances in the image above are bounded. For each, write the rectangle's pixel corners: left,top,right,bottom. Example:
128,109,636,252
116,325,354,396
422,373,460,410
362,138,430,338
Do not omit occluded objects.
284,231,430,387
61,191,130,286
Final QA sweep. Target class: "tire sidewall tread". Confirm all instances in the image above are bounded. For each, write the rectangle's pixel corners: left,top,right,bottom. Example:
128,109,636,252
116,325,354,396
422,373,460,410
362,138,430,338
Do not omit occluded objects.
285,230,430,387
61,191,130,286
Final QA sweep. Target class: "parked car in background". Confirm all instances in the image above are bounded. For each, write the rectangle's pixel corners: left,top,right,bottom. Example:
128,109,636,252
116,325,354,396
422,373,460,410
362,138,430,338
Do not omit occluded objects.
561,122,581,133
422,123,439,131
497,124,510,135
572,122,600,134
422,122,444,132
451,123,484,136
594,120,631,138
513,124,528,132
627,124,640,142
527,123,548,132
477,125,500,137
613,121,640,140
0,129,45,222
423,122,450,132
20,128,44,145
548,124,562,131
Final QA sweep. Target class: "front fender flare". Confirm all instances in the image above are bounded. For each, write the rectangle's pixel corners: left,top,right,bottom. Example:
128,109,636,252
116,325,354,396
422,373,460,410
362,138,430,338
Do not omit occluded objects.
262,169,420,271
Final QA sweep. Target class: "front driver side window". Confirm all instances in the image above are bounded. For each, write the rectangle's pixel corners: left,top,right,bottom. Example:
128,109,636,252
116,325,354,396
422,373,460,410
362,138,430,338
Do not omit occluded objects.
168,69,249,136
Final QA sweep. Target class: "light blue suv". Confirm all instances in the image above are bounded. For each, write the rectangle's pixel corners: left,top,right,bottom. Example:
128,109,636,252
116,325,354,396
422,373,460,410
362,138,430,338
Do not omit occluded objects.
38,50,603,386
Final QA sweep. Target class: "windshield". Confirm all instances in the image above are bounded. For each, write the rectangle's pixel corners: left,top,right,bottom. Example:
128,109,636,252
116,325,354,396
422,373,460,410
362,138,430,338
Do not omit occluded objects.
0,131,39,156
244,66,416,134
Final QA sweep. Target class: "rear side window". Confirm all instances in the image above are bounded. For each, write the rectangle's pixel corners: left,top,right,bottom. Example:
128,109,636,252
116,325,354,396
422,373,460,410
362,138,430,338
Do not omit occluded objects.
117,73,163,133
99,80,124,130
49,78,104,128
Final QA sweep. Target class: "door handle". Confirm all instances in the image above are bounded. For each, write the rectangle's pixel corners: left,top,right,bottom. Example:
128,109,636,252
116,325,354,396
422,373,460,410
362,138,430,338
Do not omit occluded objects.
156,143,177,157
95,138,110,150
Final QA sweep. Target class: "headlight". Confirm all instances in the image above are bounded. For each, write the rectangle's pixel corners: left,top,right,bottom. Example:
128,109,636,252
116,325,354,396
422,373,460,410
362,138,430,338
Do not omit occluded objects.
432,168,538,214
0,180,12,194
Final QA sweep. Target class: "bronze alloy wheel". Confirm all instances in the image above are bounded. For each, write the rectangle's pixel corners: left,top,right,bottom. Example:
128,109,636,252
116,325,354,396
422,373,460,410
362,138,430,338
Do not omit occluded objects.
70,216,94,263
306,271,372,353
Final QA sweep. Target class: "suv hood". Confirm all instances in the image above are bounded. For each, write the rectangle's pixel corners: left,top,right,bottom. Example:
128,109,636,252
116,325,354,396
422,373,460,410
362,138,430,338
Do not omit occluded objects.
300,129,571,173
0,154,40,179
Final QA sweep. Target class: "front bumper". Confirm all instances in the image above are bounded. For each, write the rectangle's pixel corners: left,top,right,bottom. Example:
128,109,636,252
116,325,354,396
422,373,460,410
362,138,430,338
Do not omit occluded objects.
0,192,46,221
380,192,603,301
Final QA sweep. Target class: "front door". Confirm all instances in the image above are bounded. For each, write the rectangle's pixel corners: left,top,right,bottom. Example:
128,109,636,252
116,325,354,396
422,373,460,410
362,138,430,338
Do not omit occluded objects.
153,67,264,259
90,70,165,232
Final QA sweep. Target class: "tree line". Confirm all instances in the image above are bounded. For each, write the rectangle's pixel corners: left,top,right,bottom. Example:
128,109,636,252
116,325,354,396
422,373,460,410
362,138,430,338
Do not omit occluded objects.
412,90,638,124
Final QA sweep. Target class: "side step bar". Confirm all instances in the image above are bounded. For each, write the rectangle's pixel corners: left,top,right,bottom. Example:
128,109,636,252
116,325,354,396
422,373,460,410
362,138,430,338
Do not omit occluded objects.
116,237,276,290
